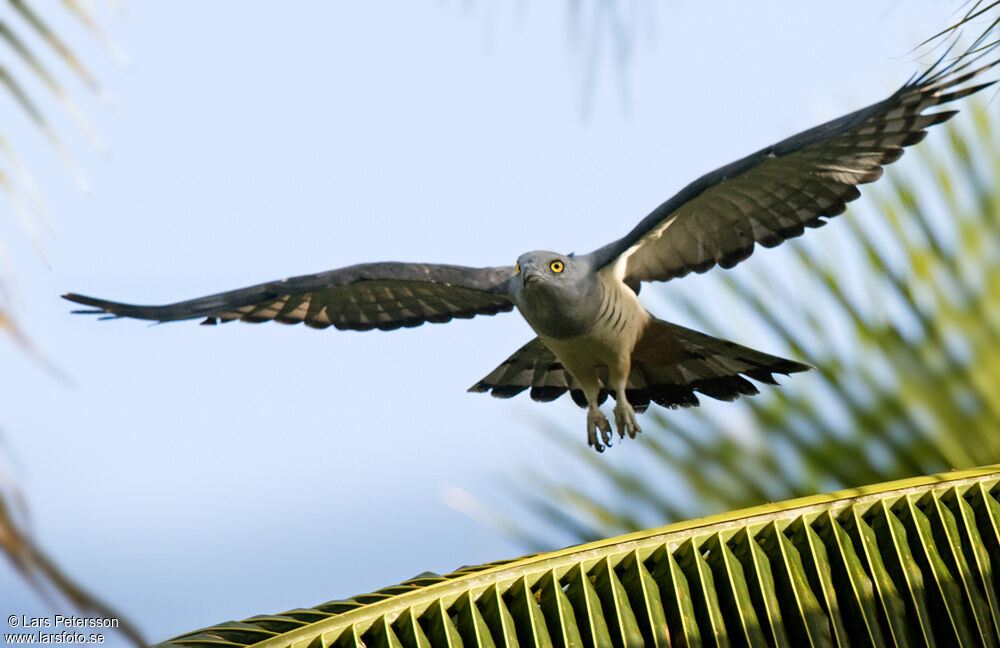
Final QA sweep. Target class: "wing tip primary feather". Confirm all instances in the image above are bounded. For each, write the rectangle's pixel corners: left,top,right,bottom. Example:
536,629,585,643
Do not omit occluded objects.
62,291,177,323
771,358,813,375
63,293,126,317
62,292,105,308
467,381,490,393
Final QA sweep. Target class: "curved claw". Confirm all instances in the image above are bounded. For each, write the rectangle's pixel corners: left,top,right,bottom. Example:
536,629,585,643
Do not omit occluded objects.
587,409,613,452
613,403,641,439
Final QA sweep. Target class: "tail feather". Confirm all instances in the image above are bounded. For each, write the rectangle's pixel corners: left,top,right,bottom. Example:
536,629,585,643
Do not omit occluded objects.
469,338,573,401
632,319,809,408
469,319,810,411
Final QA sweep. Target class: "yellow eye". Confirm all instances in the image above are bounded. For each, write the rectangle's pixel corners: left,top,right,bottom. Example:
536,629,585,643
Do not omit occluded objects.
515,263,520,275
550,260,564,273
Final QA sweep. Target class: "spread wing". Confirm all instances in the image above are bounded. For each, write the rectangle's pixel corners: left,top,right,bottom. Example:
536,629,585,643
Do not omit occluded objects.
589,51,1000,283
63,262,515,331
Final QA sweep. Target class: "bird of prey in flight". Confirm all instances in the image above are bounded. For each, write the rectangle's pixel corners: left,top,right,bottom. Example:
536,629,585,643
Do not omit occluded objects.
65,52,999,451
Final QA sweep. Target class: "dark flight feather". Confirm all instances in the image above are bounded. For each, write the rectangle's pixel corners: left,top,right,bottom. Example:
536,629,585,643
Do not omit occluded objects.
588,52,1000,284
64,262,515,332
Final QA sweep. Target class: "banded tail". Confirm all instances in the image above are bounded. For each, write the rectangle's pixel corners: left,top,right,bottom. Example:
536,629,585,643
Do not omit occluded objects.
469,318,810,411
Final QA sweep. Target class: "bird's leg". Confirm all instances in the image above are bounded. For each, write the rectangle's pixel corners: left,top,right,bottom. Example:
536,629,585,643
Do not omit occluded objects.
610,360,641,439
579,374,612,452
587,406,613,452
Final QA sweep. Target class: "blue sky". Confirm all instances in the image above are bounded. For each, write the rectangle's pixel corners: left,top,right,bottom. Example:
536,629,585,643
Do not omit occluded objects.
0,1,965,643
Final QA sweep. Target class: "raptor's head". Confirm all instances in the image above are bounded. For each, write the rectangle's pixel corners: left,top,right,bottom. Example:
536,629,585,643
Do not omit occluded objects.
512,251,599,338
515,251,585,288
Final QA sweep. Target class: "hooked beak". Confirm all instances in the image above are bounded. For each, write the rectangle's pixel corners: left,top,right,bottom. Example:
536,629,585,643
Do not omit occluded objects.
521,269,541,287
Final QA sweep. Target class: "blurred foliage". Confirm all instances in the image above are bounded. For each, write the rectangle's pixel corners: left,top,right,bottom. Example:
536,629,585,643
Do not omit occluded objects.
512,101,1000,549
0,1,141,643
0,0,124,324
0,475,144,645
922,1,999,52
451,0,653,117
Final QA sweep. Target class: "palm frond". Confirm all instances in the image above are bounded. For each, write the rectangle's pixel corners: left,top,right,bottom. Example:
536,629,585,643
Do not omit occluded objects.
0,3,139,643
0,0,125,273
0,446,142,645
919,1,1000,54
0,0,124,360
155,466,1000,648
0,487,145,646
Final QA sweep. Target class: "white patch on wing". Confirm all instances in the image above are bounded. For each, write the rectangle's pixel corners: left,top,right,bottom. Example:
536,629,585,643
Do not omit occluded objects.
604,212,683,283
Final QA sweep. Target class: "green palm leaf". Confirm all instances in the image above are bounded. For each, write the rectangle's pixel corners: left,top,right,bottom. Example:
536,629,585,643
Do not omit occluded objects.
920,1,1000,52
0,0,120,223
0,487,145,646
157,465,1000,648
0,0,123,330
